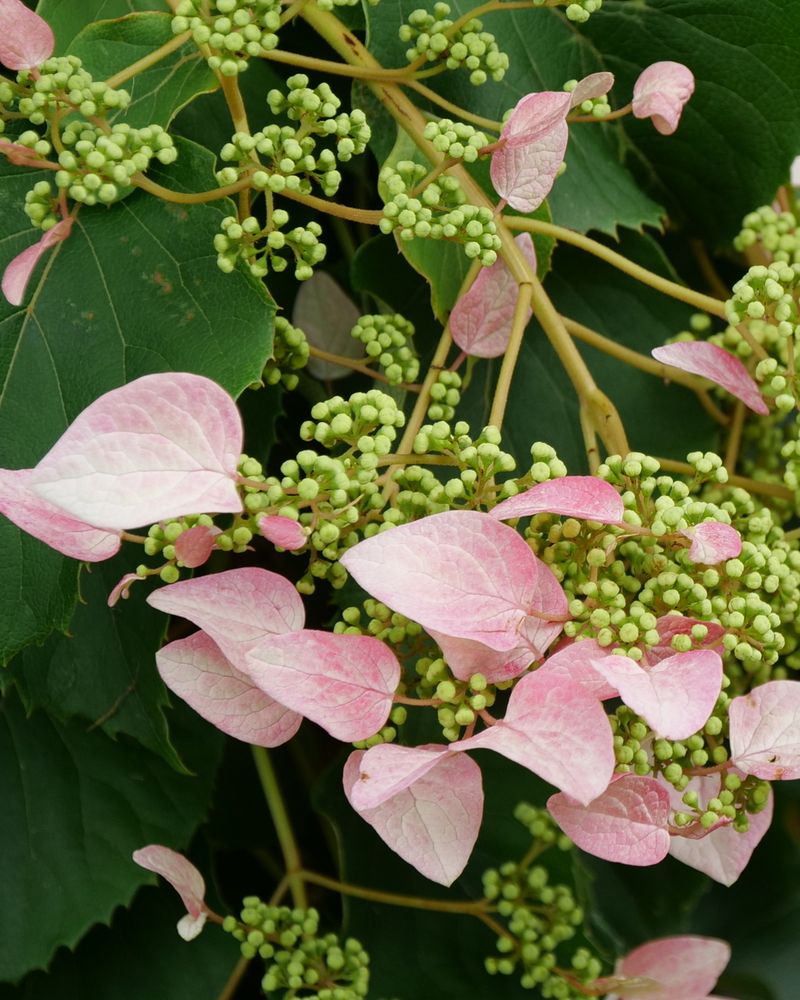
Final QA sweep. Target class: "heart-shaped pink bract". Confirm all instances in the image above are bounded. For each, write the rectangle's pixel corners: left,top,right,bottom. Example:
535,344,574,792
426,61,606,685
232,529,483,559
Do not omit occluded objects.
156,630,302,747
535,640,619,700
450,233,537,358
568,71,614,108
590,649,723,740
729,680,800,780
548,774,671,866
632,61,695,135
666,773,773,886
608,935,731,1000
0,0,55,70
652,341,768,415
454,671,614,804
173,524,221,568
490,475,624,524
490,90,571,212
681,521,742,564
257,514,307,550
340,510,567,655
132,845,208,941
2,218,73,307
344,745,483,886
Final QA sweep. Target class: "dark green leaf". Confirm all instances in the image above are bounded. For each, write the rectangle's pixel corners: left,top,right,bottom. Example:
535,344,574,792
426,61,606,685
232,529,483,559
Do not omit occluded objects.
70,13,217,129
0,692,223,983
36,0,161,52
0,138,273,660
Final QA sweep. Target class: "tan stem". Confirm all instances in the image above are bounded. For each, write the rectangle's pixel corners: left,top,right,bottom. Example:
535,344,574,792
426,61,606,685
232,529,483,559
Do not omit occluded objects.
406,80,503,132
299,870,490,915
724,401,746,472
307,345,421,392
104,30,192,89
654,457,793,501
488,281,533,427
131,172,252,203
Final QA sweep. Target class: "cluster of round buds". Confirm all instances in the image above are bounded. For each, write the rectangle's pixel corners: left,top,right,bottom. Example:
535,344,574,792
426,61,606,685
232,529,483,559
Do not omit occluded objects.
422,119,490,162
428,670,497,741
16,56,130,125
215,213,326,281
399,3,509,85
564,77,610,117
300,388,405,452
0,80,14,133
560,0,603,22
380,163,500,266
426,369,461,420
672,771,771,833
23,179,60,231
482,858,588,995
171,0,280,76
316,0,379,12
268,76,371,162
350,313,419,385
514,803,572,852
223,898,370,998
734,205,800,266
726,262,800,333
54,121,176,207
263,317,310,389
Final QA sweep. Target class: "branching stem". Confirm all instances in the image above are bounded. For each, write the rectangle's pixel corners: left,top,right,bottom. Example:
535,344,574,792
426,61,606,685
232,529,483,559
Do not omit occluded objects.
654,457,793,501
299,869,490,915
104,30,193,89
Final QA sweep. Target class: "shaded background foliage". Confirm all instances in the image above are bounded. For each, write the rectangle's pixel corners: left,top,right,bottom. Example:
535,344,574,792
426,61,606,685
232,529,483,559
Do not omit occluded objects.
1,0,800,996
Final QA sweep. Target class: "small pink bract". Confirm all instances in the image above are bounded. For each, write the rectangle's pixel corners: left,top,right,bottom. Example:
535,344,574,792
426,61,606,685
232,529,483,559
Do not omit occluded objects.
2,218,73,307
681,521,742,564
490,475,624,523
632,61,695,135
608,935,731,1000
0,0,55,70
132,845,208,941
652,341,768,415
174,524,221,568
729,679,800,780
258,514,306,550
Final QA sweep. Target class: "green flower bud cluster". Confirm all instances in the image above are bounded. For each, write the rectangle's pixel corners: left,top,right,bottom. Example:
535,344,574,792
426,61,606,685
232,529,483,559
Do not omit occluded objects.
223,897,369,998
514,803,572,852
399,3,509,85
379,161,500,266
171,0,281,77
0,80,15,133
215,213,326,281
350,313,419,385
526,441,569,485
263,317,310,389
316,0,379,13
563,77,610,117
426,369,461,421
143,512,221,564
16,55,130,125
336,599,424,648
725,262,800,362
779,419,800,516
563,0,603,23
54,120,176,207
267,76,371,163
23,179,59,231
422,118,490,162
734,205,800,266
300,388,405,451
390,422,516,518
482,860,589,996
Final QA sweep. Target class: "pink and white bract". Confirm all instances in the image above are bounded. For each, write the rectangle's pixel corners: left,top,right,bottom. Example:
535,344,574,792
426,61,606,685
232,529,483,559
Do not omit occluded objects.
0,0,55,71
132,845,209,941
2,218,73,307
606,935,731,1000
729,679,800,780
652,341,768,415
490,474,625,523
632,61,695,135
450,233,537,358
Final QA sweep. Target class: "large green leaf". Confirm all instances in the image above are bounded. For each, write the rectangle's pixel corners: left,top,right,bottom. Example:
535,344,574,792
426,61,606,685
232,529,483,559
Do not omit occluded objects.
70,13,217,129
0,692,223,983
0,885,238,1000
5,554,182,770
36,0,160,51
0,138,273,662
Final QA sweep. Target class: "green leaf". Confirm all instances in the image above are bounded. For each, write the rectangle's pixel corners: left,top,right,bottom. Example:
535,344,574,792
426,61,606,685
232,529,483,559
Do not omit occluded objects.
459,232,717,472
70,13,218,129
36,0,161,52
0,691,223,983
0,885,238,1000
0,137,273,661
5,554,184,770
585,0,800,243
364,0,665,236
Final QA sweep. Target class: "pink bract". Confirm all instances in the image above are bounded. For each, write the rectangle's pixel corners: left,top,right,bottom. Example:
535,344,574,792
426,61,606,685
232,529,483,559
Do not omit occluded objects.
244,629,400,742
17,373,244,531
453,671,614,804
132,845,208,941
590,648,723,740
647,615,725,664
608,935,731,1000
147,567,305,671
0,0,55,70
156,630,302,747
257,514,307,550
449,233,537,358
490,475,624,524
0,467,121,561
490,90,571,212
174,524,221,568
569,71,614,108
681,521,742,564
344,747,483,886
666,773,773,886
632,61,695,135
427,629,535,684
339,510,567,654
536,640,619,700
2,218,73,307
729,679,800,780
547,774,671,866
652,341,768,415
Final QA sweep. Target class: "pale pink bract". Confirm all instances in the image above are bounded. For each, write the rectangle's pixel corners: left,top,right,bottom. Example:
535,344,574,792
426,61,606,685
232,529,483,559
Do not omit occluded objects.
729,679,800,780
2,218,73,307
568,72,614,108
257,514,307,550
450,233,537,358
132,845,208,941
681,521,742,564
652,341,768,415
632,61,695,135
490,475,624,524
174,524,222,568
0,0,55,70
607,935,731,1000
